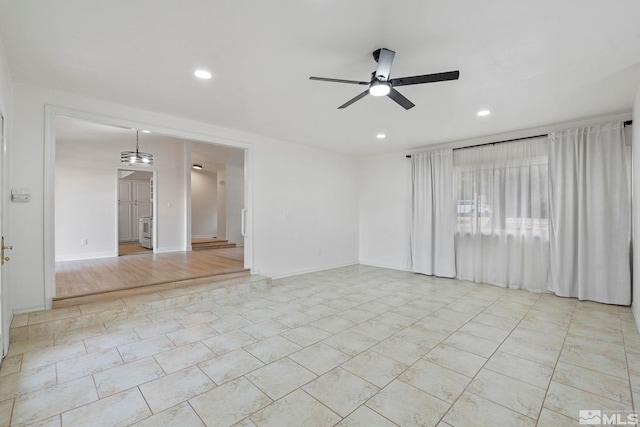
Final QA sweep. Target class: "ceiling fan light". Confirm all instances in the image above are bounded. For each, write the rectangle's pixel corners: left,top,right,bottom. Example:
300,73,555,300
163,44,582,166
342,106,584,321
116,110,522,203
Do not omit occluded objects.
369,81,391,97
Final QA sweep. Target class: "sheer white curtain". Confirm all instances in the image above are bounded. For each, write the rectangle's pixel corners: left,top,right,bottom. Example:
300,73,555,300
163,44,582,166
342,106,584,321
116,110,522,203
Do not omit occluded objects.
410,150,456,277
453,138,550,291
548,122,630,305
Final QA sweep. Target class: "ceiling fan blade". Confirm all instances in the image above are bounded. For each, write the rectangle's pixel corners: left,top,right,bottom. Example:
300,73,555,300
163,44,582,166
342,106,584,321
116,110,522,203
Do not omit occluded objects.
390,70,460,87
309,76,369,85
338,89,370,109
375,48,395,81
387,88,415,110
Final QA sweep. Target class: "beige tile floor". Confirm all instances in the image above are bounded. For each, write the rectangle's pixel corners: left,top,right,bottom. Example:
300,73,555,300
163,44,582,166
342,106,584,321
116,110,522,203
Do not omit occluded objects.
1,265,639,426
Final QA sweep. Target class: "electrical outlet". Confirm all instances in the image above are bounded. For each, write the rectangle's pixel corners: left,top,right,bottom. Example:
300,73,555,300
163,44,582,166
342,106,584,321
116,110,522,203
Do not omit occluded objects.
316,249,322,256
80,238,88,246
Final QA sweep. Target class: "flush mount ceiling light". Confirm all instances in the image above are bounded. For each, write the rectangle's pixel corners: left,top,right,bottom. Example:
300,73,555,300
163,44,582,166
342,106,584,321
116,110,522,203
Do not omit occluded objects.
194,69,212,79
376,133,386,139
192,164,203,170
477,110,491,117
121,130,153,167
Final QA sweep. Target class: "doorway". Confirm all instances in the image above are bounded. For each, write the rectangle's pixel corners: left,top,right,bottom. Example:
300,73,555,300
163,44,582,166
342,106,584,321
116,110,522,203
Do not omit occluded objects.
190,140,245,266
48,110,252,304
118,169,154,256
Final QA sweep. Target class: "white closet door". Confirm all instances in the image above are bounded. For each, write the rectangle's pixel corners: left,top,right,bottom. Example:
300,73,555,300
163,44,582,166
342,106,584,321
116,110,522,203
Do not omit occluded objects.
135,181,151,203
118,181,133,242
133,181,152,241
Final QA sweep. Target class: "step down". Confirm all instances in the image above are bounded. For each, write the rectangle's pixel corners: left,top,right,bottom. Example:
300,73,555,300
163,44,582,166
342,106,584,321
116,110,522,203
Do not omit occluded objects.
12,273,271,342
192,242,237,250
192,238,237,251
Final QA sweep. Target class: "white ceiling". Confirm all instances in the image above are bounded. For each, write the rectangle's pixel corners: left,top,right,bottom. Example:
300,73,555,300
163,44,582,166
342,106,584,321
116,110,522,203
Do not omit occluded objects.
55,116,244,172
2,0,640,156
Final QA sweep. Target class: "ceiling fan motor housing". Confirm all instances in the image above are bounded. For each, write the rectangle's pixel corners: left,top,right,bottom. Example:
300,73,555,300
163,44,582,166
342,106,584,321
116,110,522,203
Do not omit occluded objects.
373,48,382,62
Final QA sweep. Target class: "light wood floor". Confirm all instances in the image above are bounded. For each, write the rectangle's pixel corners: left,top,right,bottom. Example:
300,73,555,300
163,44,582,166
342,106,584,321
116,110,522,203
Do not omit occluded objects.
118,242,152,256
55,247,245,299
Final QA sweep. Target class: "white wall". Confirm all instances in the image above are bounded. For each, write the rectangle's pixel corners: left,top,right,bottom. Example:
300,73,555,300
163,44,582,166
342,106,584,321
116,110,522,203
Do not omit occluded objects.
633,85,640,327
252,139,359,278
359,154,412,270
225,164,244,245
10,83,359,311
217,170,226,240
154,142,188,253
56,138,186,260
56,140,120,259
0,40,10,113
191,169,217,238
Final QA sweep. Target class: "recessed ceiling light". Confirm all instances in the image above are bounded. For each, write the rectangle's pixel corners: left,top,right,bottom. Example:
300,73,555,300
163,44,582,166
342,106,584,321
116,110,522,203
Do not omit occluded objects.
141,130,151,133
194,69,212,80
376,133,386,139
477,110,491,117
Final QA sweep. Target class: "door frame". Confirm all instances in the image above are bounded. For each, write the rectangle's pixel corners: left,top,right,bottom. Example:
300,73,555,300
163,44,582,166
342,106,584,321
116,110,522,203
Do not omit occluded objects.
44,106,254,309
116,169,156,251
0,111,9,356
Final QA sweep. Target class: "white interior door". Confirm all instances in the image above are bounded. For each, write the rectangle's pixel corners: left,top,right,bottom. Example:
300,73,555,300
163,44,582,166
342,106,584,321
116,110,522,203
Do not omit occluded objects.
118,180,133,242
134,181,152,242
0,114,8,357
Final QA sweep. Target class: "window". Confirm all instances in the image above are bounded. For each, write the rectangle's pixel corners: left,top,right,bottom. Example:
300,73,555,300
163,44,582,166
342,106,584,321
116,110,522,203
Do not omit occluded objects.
454,139,549,238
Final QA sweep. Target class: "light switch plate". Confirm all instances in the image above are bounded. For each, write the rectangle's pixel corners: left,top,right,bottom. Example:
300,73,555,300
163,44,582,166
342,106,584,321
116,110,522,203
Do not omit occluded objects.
11,188,31,202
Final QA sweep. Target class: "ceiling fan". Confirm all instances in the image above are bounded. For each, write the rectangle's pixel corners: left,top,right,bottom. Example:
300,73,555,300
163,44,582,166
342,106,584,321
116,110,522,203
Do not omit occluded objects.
309,48,459,110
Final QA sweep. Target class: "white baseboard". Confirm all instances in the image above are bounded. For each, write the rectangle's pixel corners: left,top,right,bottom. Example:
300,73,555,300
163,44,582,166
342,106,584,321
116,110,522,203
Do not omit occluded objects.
269,261,359,280
192,234,217,239
358,260,411,272
154,246,187,254
13,304,46,314
55,251,117,262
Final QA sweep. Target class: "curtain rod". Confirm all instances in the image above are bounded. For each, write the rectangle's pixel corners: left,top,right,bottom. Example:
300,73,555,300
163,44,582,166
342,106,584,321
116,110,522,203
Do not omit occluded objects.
405,120,633,158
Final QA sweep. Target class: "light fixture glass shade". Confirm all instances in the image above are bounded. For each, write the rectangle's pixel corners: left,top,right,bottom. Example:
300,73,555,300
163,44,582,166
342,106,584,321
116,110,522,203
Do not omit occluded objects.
121,131,153,166
369,81,391,97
